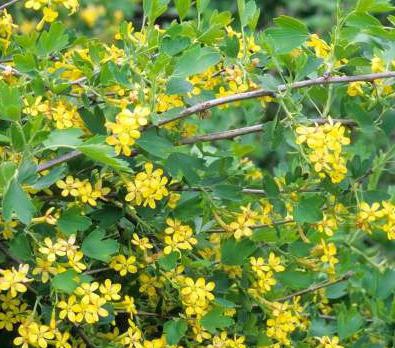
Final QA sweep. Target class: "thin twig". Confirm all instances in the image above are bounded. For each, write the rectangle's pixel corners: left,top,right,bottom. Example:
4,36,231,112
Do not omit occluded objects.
84,267,111,275
37,150,82,172
207,219,293,233
181,118,357,144
0,0,20,11
273,271,354,303
158,72,395,126
73,326,97,348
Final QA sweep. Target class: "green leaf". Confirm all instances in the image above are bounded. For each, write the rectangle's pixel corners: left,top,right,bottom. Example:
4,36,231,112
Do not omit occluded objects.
10,123,26,152
212,184,242,201
43,128,83,150
238,0,259,28
262,174,280,197
136,129,174,159
174,0,191,20
266,15,309,54
0,81,22,122
9,234,32,261
78,143,131,172
173,46,221,78
82,228,119,262
58,207,92,236
0,162,16,189
220,36,240,58
143,0,170,23
32,165,66,190
52,270,93,294
161,36,191,56
164,319,188,345
3,177,35,224
79,107,106,135
276,270,315,290
158,252,179,271
200,307,234,333
221,238,257,265
197,0,210,13
165,153,204,184
294,195,324,223
166,77,192,95
337,306,364,339
14,53,37,73
38,22,69,56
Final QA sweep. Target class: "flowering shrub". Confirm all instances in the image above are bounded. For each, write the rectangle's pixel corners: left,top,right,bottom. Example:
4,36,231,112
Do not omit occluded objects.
0,0,394,347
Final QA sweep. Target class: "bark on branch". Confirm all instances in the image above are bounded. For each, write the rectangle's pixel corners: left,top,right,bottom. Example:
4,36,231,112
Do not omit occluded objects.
273,271,354,303
158,71,395,127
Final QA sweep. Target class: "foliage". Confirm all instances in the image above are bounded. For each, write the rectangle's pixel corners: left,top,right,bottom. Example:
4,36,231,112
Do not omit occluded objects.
0,0,394,348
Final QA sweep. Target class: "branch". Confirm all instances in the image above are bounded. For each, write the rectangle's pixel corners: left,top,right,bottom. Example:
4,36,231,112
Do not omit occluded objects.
36,150,82,172
273,271,354,303
181,118,357,144
0,0,20,11
158,71,395,127
207,219,293,233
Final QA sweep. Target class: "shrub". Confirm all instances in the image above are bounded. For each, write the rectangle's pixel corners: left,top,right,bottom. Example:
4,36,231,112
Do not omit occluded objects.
0,0,394,347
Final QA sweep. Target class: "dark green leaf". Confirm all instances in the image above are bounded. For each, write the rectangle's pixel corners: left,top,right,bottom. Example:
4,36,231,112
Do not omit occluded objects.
82,228,119,262
200,307,234,333
294,195,324,223
58,207,92,236
164,319,188,345
221,238,256,265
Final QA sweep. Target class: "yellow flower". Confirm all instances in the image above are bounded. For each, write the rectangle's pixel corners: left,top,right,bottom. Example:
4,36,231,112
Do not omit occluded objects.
36,7,59,31
306,34,331,59
180,277,215,317
32,258,57,283
296,119,350,183
371,56,385,73
80,5,105,27
110,255,138,276
25,0,47,11
56,176,82,197
99,279,122,301
167,192,181,209
106,106,149,156
57,295,83,323
74,282,100,303
38,237,66,262
317,335,344,348
0,264,30,297
163,218,197,255
347,81,366,97
0,10,17,50
125,162,169,208
131,233,153,251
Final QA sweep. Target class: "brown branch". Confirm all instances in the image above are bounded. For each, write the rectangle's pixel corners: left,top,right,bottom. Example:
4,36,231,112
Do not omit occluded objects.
181,118,357,144
73,326,97,348
273,271,354,303
158,71,395,127
37,150,82,172
207,219,293,233
0,0,20,11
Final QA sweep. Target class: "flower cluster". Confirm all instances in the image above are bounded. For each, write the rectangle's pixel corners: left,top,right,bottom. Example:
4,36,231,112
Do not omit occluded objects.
357,201,395,240
207,332,246,348
56,176,110,206
249,253,285,296
306,34,331,59
266,299,306,346
106,106,150,156
0,265,30,298
125,162,169,208
180,277,215,318
0,10,17,51
296,120,350,183
163,218,197,255
57,281,111,324
25,0,79,30
110,255,138,276
313,239,339,275
37,235,86,275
